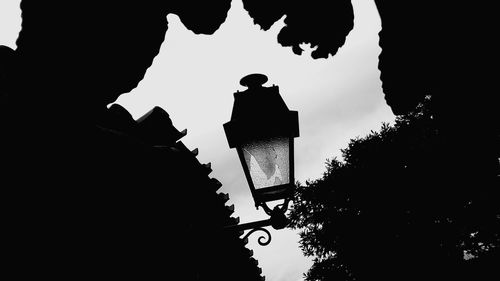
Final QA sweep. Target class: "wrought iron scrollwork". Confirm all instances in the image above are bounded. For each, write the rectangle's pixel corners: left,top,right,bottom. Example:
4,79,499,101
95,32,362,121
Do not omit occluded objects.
224,203,290,246
224,195,292,246
242,227,271,246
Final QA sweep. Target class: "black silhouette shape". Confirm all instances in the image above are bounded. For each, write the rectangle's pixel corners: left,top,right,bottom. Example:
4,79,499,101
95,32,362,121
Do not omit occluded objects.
289,97,499,281
1,2,262,280
373,1,497,119
240,6,499,265
171,1,231,35
240,2,497,160
2,1,497,280
0,45,15,120
1,1,236,180
242,0,354,59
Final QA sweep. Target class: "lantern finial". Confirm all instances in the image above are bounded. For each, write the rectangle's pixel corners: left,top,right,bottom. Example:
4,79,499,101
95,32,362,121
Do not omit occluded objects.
240,73,268,88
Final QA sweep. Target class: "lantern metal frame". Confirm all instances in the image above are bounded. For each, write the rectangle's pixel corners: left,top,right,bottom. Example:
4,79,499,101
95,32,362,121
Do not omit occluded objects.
223,73,299,246
235,134,296,208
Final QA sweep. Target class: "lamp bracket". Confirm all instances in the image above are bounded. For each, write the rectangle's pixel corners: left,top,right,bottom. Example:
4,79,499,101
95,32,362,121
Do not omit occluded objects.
224,200,290,247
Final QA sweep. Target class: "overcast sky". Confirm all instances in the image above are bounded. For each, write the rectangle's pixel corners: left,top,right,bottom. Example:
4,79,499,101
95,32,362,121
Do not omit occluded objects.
1,1,394,280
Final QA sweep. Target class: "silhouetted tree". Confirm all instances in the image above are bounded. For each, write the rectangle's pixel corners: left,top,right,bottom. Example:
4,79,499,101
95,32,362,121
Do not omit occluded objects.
242,0,354,59
243,2,498,179
241,5,500,279
289,97,499,281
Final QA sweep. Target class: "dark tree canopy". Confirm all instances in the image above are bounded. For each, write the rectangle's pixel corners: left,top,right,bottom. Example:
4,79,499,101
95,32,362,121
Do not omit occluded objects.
12,1,231,112
240,1,498,148
242,0,354,59
373,1,497,117
289,97,499,281
172,1,231,35
372,2,499,220
12,1,497,125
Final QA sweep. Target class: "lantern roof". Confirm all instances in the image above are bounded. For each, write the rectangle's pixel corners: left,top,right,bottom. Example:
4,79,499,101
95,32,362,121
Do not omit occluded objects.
224,74,299,148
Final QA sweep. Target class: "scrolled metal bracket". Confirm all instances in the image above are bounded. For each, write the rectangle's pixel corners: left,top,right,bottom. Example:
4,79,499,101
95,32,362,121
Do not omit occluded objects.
242,227,271,246
224,202,290,246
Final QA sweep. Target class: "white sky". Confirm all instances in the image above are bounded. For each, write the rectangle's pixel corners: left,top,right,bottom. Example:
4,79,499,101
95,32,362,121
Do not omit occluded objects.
0,1,394,280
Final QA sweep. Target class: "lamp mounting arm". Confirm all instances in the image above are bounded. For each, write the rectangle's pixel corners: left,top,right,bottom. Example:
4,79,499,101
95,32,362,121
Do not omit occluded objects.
224,201,290,247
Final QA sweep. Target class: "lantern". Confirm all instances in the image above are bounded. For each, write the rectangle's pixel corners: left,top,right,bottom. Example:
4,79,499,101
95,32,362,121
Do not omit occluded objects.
224,74,299,210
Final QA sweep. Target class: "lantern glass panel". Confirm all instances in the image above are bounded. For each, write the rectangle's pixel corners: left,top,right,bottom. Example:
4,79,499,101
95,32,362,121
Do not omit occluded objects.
242,137,290,189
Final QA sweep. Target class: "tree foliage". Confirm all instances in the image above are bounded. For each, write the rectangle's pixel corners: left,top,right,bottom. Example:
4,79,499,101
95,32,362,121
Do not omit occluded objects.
289,97,499,281
242,0,354,59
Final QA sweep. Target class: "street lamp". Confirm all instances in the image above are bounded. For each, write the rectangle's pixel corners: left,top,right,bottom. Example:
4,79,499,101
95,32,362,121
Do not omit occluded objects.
223,73,299,245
